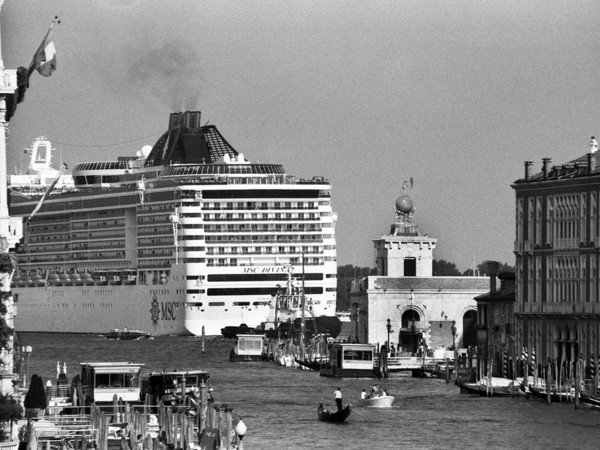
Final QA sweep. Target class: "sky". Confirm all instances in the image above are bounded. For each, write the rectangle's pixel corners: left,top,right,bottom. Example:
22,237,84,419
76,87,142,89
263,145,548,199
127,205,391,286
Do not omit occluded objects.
1,0,600,272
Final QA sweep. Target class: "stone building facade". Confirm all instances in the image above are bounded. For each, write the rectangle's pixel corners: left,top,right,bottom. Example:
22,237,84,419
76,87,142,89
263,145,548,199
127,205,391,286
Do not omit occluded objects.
351,184,489,353
513,139,600,376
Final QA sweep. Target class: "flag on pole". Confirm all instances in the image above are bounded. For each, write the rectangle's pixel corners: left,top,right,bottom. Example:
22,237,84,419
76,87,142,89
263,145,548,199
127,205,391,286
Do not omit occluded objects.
26,163,68,224
27,16,60,80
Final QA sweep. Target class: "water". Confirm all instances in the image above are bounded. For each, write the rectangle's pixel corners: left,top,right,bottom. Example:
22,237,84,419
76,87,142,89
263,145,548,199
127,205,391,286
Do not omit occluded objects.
18,333,600,449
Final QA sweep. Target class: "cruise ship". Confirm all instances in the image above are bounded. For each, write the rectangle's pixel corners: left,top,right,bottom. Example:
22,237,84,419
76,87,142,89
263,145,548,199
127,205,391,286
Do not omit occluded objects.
8,111,338,336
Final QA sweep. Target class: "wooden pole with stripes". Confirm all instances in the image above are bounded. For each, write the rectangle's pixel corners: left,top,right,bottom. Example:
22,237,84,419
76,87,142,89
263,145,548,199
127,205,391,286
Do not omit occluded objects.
531,348,537,386
593,354,598,397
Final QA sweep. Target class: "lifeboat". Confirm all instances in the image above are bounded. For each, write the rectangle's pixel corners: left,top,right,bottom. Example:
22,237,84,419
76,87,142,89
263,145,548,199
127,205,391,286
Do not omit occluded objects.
12,273,25,288
59,273,73,286
80,272,94,286
31,274,45,287
71,273,83,286
48,273,61,286
25,275,34,287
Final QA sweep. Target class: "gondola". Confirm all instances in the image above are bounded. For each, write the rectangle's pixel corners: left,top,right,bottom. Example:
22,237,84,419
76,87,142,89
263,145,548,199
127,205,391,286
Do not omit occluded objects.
294,358,321,371
458,380,523,397
581,393,600,408
317,403,352,423
528,385,578,403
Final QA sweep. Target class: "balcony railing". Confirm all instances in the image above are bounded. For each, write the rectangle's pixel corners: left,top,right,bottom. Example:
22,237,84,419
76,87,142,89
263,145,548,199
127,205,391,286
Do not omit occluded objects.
515,302,600,315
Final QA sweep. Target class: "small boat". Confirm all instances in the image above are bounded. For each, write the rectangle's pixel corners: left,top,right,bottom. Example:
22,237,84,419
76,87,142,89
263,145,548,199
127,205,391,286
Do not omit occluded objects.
528,384,579,403
581,393,600,408
105,329,153,340
459,380,523,397
143,370,213,406
221,323,255,339
294,358,321,371
359,395,395,408
359,386,395,407
317,403,352,423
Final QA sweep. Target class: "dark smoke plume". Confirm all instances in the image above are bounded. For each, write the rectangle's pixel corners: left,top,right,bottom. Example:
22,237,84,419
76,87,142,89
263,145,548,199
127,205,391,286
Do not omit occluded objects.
127,39,202,112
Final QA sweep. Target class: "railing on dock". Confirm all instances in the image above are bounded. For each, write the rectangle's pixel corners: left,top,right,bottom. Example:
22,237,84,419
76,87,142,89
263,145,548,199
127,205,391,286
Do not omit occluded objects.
30,415,97,442
0,442,19,450
25,382,245,450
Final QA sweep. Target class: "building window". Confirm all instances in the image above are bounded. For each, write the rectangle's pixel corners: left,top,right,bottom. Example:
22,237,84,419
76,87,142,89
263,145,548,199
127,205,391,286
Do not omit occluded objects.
404,258,416,276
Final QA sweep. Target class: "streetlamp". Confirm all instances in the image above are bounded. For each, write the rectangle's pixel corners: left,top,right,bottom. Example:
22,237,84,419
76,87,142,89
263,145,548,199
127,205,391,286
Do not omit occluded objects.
22,345,32,388
451,320,457,368
386,318,392,354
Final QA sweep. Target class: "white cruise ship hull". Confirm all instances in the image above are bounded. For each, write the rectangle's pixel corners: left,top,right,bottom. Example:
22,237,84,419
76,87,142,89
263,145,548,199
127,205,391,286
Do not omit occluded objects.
9,112,338,337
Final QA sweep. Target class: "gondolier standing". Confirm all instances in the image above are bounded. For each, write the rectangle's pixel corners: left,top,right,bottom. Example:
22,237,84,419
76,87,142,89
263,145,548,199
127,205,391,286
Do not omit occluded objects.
334,387,342,411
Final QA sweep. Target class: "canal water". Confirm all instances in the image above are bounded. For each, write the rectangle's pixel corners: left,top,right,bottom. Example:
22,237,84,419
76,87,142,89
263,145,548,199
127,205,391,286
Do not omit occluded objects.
17,333,600,449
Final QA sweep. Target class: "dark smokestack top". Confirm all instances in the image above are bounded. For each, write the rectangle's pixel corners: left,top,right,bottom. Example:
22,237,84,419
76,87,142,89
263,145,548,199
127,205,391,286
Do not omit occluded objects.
542,158,552,180
524,161,533,181
169,111,202,130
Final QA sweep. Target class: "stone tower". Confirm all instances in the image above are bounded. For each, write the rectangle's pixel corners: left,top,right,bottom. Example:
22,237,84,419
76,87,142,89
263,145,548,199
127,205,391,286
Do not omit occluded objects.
373,182,437,277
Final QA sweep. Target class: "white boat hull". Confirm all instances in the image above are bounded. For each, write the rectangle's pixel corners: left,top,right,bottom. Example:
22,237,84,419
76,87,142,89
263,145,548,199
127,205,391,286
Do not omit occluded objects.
358,396,395,408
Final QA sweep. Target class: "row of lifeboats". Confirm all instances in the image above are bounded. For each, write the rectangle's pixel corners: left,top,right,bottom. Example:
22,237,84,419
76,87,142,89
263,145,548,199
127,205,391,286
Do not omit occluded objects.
11,269,140,288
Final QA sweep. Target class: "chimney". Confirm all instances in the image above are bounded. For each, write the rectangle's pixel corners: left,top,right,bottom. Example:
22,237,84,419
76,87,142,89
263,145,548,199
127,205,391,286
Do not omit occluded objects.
487,261,499,293
588,152,597,174
168,112,183,130
542,158,552,180
524,161,533,181
183,111,201,129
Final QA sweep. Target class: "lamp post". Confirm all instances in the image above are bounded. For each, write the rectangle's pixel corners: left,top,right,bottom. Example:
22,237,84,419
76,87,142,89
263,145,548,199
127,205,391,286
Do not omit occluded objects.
451,320,457,371
23,345,32,388
386,318,392,354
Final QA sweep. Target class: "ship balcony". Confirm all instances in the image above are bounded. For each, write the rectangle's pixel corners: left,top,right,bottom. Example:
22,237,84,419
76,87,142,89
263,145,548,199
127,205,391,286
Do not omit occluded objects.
514,302,600,315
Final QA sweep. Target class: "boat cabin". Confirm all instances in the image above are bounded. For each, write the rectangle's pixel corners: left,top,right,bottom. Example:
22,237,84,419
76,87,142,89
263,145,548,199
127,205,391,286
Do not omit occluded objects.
80,362,145,403
142,370,210,405
320,343,377,378
230,334,267,361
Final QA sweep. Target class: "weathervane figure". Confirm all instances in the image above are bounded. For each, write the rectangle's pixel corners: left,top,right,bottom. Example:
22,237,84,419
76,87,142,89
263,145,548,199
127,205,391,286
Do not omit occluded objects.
401,177,414,195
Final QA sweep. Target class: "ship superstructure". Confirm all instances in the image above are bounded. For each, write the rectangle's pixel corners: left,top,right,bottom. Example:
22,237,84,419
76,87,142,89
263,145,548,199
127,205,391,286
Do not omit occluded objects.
8,111,337,336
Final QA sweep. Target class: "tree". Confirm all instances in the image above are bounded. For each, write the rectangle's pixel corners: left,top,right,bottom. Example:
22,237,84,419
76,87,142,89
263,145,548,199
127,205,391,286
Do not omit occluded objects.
336,265,376,311
463,260,515,276
24,374,46,417
432,259,461,276
0,393,22,441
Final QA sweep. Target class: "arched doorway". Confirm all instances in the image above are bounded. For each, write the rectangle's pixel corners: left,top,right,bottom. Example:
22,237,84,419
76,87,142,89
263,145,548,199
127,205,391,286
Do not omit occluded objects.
399,309,421,355
462,310,477,347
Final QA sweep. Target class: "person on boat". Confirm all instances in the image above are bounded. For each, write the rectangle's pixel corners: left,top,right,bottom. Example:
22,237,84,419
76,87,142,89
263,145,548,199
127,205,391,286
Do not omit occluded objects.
334,387,342,411
360,389,367,400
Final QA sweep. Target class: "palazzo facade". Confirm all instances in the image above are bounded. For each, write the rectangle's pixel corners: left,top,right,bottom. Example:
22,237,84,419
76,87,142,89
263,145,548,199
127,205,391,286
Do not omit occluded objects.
513,140,600,375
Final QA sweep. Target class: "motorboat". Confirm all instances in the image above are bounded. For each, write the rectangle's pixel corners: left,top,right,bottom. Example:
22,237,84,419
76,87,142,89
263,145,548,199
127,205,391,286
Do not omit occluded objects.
359,386,395,407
